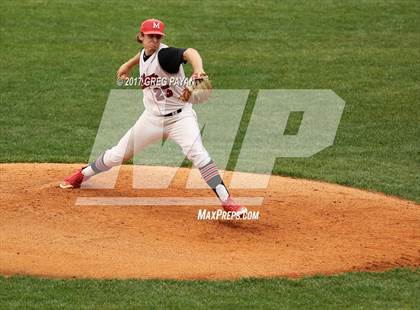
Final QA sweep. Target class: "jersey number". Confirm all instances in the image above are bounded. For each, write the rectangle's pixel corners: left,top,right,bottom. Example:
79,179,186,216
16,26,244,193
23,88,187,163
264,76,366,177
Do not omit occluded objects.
153,85,173,101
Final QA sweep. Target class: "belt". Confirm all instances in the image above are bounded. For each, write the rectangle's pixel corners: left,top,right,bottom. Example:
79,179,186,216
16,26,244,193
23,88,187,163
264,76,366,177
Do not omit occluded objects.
162,108,183,117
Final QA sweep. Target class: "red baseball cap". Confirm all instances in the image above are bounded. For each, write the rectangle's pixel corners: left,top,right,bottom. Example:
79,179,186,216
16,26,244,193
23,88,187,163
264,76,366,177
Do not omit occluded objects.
140,19,165,36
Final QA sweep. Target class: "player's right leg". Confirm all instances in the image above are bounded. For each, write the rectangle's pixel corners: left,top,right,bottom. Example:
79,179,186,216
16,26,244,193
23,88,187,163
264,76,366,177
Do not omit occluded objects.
60,111,164,189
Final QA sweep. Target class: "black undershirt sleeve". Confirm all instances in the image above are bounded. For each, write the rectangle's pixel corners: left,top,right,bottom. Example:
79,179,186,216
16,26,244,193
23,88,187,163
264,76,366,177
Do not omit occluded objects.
158,47,187,74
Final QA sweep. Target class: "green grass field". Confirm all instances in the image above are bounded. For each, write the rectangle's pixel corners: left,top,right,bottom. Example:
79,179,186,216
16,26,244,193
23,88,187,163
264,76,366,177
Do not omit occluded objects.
1,0,419,308
1,269,419,309
1,0,419,201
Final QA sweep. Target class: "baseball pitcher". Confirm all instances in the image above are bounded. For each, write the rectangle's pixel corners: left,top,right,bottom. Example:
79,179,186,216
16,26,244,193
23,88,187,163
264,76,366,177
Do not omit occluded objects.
60,19,247,216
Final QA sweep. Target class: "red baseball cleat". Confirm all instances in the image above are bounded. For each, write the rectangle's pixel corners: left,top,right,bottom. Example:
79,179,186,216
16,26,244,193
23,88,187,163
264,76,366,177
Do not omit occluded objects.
59,168,88,189
221,196,248,217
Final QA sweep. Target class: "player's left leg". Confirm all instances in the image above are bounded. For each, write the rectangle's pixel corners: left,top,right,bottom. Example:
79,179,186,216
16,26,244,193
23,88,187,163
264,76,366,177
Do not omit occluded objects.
167,108,247,215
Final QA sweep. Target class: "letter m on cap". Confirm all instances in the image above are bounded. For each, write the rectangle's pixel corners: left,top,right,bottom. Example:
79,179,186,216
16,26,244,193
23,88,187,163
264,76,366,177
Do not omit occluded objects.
153,22,160,29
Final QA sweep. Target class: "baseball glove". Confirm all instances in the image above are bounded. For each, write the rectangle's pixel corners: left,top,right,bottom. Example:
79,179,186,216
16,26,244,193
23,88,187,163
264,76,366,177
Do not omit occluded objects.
179,73,212,104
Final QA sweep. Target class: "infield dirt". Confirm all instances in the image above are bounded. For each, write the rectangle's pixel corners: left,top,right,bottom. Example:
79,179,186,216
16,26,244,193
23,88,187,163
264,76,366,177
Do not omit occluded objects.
1,163,419,280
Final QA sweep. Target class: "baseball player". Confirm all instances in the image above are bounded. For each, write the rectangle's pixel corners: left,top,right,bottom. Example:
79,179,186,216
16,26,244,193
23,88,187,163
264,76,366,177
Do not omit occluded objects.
60,19,247,216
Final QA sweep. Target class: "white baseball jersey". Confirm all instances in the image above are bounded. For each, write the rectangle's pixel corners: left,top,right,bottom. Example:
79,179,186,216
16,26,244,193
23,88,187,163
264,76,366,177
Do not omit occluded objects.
140,43,192,115
98,43,211,171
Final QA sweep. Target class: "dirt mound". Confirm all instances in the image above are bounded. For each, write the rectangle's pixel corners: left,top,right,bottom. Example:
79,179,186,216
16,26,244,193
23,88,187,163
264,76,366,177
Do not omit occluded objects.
0,163,419,280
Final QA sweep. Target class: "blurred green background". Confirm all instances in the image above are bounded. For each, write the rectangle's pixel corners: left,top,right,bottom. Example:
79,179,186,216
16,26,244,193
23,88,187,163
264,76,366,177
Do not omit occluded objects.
1,0,419,201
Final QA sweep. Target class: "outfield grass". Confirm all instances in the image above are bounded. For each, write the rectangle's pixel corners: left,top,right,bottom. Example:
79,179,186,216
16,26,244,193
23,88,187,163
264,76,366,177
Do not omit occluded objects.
0,269,418,309
0,0,419,201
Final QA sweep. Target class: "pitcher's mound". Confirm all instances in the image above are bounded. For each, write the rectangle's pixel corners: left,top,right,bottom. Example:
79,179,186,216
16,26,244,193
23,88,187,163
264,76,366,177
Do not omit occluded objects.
1,163,419,280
